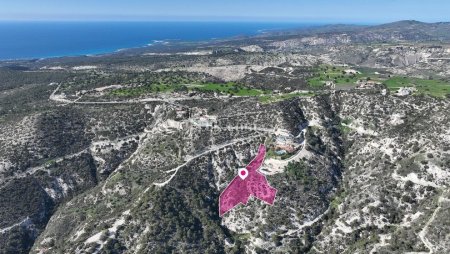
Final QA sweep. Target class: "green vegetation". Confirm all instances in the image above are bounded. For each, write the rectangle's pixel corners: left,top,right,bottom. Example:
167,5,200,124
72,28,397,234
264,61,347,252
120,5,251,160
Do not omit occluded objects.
109,81,318,102
106,172,124,187
341,118,352,125
330,190,347,209
0,68,73,91
109,84,182,96
259,91,315,103
194,82,264,96
44,159,56,167
0,178,55,254
285,161,313,183
283,161,327,192
266,148,293,160
345,232,380,253
265,148,278,159
385,77,450,97
110,82,265,97
308,65,450,98
339,122,352,134
308,65,365,88
106,69,450,99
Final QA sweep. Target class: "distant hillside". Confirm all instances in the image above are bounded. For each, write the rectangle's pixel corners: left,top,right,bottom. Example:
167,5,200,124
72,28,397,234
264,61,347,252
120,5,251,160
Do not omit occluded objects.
265,20,450,43
366,20,450,41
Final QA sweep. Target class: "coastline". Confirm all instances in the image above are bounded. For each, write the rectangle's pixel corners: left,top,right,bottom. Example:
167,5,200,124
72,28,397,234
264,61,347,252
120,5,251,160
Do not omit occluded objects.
0,21,317,62
0,43,158,62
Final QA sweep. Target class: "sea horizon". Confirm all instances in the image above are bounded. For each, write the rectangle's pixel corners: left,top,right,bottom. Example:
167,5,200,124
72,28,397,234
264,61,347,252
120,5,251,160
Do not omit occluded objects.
0,21,327,61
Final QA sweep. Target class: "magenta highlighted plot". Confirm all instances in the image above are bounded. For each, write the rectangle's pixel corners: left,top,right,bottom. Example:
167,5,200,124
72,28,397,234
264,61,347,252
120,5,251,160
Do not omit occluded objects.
219,144,277,217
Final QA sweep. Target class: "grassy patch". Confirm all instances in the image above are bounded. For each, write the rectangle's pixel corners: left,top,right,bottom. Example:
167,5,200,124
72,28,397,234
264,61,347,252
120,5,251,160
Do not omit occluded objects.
266,148,278,159
330,190,347,210
339,119,352,134
308,64,450,98
236,233,252,240
307,64,385,90
385,77,450,97
307,65,364,88
108,172,124,186
339,124,352,134
44,159,57,167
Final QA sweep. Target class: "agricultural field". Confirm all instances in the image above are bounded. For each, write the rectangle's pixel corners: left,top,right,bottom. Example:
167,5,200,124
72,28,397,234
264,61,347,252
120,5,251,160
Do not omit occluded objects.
308,65,450,98
307,65,365,88
385,77,450,97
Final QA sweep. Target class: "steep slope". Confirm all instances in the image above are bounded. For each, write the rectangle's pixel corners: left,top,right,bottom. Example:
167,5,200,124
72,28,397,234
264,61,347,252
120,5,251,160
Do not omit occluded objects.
28,95,345,253
1,86,448,253
0,99,149,253
313,92,450,253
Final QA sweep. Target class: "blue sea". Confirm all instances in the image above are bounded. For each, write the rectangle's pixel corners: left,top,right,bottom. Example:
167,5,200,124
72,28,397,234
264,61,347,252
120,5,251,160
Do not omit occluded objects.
0,22,316,60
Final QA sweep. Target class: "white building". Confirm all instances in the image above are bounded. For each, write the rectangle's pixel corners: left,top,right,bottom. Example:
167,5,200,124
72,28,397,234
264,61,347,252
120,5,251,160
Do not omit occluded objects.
344,69,361,75
397,87,417,96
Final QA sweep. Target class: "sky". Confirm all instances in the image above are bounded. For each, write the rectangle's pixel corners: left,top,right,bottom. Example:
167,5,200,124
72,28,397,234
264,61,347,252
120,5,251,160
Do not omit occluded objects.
0,0,449,23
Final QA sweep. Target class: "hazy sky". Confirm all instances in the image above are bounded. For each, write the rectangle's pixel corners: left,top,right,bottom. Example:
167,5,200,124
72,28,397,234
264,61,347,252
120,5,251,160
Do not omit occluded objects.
1,0,449,23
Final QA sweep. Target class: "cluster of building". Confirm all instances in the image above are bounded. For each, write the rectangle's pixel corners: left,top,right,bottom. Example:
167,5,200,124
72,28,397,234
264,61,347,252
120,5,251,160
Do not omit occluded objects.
272,134,303,155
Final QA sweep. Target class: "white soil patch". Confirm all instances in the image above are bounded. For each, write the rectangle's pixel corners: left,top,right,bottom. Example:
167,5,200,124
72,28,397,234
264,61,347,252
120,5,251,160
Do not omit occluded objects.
72,66,98,70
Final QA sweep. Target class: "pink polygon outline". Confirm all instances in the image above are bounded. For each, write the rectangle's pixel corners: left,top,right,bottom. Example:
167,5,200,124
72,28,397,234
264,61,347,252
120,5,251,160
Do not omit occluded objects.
218,144,278,217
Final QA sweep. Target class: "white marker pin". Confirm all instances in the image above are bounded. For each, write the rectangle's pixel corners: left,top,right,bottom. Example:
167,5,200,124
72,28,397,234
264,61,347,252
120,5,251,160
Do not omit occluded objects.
238,168,249,180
